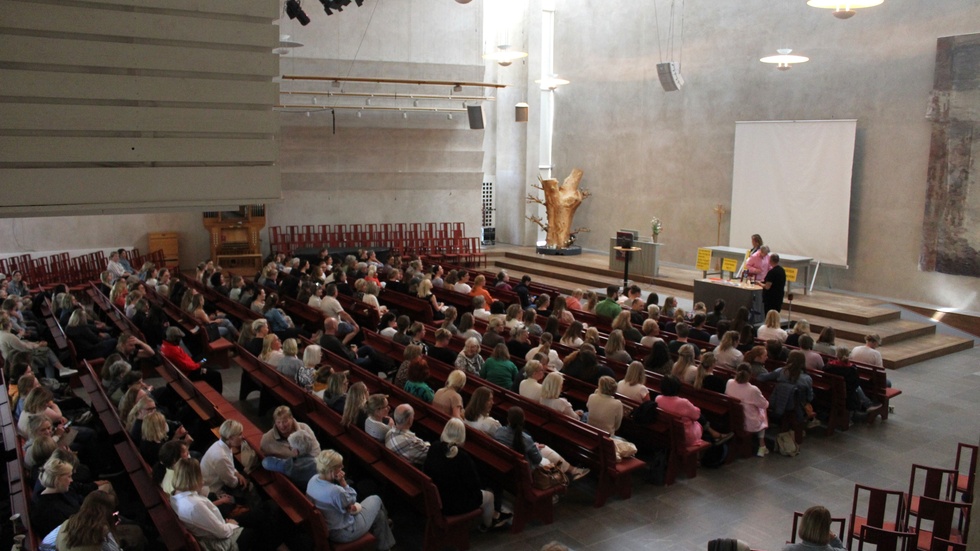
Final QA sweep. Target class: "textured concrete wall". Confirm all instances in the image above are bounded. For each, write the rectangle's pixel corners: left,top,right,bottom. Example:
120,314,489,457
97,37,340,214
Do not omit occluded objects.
549,0,980,312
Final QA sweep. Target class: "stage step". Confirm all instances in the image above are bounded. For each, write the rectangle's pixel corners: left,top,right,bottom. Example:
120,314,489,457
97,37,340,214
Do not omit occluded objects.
482,244,975,369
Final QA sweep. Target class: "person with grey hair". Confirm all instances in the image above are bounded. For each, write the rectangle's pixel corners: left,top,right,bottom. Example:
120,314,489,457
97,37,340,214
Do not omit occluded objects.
308,450,396,550
201,419,249,497
472,295,490,321
261,405,320,459
455,337,485,375
261,430,320,488
159,326,222,392
384,404,430,466
424,418,511,531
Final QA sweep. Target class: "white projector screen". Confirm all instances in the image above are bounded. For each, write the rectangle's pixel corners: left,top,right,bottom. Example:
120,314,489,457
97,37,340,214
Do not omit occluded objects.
729,120,856,268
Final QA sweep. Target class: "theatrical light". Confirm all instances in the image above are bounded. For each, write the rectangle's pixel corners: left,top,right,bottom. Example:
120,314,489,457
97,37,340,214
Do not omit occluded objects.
285,0,311,25
456,0,473,3
760,49,809,70
452,84,463,93
806,0,884,19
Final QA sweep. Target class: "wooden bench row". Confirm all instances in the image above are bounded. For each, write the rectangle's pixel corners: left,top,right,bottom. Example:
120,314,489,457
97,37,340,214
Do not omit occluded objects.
78,360,201,551
234,344,482,550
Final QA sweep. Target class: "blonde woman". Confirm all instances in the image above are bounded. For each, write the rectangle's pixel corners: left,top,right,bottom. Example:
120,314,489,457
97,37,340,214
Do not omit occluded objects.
604,329,632,364
640,319,663,348
432,370,466,418
612,310,642,342
258,333,284,365
539,372,583,420
307,450,396,549
341,382,369,428
756,310,787,343
714,330,745,369
671,344,698,384
617,361,650,402
587,376,624,436
786,319,811,347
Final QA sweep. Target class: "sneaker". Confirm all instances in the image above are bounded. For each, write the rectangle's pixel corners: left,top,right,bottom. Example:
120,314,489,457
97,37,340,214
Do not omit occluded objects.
807,418,822,429
57,366,78,377
713,432,734,446
491,512,513,529
570,467,590,481
756,446,769,458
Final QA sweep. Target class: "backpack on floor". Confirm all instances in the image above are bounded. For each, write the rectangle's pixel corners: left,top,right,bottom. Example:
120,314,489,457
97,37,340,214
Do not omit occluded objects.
775,431,800,457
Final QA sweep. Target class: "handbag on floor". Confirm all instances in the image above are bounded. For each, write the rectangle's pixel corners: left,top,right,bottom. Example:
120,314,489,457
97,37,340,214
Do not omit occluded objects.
613,436,638,462
775,431,799,457
531,463,569,490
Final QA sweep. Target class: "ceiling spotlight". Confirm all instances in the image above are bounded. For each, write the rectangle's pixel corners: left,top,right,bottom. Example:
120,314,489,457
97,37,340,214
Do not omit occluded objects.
305,111,311,117
331,80,341,88
402,112,408,119
535,76,570,90
447,113,453,120
312,97,317,105
483,45,529,67
806,0,884,19
366,98,372,106
452,84,463,93
760,48,809,70
456,0,473,3
413,100,420,107
285,0,311,25
357,110,362,118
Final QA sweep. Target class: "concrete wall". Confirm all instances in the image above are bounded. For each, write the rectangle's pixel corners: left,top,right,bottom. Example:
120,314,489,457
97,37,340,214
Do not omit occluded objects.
548,0,980,312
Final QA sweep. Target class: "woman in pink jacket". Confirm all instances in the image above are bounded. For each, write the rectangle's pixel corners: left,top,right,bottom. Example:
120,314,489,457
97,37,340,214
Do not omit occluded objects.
655,375,731,448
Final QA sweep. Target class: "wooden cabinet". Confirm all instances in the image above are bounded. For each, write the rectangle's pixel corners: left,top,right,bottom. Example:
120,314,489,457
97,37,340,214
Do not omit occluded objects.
148,232,179,269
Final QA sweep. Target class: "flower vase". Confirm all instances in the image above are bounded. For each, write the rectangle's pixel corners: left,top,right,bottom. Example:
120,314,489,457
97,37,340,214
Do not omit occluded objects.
652,233,659,244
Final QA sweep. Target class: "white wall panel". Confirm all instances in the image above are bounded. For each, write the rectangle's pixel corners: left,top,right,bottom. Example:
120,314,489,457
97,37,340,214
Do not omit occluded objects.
0,0,281,216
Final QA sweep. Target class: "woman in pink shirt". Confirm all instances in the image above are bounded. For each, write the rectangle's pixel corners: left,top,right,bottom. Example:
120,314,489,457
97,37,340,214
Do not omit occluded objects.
725,364,769,457
744,245,770,282
655,376,731,448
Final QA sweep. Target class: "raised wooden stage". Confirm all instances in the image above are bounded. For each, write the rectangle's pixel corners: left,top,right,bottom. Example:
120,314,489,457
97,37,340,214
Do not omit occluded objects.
481,244,975,369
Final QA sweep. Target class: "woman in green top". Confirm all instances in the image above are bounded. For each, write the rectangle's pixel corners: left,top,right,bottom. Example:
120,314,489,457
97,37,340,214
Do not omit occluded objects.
480,344,519,389
403,358,435,403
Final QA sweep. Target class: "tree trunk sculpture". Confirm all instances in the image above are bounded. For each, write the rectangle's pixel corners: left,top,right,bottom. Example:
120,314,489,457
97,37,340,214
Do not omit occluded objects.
527,168,591,248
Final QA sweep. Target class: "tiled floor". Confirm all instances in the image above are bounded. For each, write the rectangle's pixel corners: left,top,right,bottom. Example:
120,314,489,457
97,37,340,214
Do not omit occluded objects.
213,343,979,551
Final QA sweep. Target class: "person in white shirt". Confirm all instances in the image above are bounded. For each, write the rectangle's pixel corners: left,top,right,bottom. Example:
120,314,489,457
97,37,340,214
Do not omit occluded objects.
525,333,564,370
518,360,545,402
756,310,788,343
105,251,132,282
617,361,651,402
171,458,248,545
454,272,473,295
850,333,883,367
471,295,490,321
200,419,250,497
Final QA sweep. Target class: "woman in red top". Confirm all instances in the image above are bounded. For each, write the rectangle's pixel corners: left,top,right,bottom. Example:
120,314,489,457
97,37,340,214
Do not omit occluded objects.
159,327,223,393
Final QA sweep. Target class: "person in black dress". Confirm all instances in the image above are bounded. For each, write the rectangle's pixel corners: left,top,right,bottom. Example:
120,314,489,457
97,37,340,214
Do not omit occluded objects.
761,254,786,313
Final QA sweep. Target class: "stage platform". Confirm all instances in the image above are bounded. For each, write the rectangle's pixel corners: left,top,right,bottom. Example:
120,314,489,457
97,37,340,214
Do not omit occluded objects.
482,244,975,369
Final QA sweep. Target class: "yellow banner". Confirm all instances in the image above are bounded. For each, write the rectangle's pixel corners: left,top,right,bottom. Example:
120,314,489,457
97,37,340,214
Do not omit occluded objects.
721,258,738,273
695,248,712,271
784,267,798,282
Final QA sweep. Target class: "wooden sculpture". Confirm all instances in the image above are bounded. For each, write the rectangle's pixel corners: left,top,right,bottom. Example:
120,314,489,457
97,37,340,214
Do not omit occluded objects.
526,168,591,248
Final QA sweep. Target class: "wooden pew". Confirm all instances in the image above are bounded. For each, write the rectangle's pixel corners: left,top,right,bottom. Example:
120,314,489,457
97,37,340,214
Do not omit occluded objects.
363,331,653,498
78,361,201,551
153,356,340,550
144,282,234,369
234,343,484,549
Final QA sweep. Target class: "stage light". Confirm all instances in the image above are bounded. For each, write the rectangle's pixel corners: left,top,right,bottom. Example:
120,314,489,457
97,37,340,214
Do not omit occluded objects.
285,0,311,25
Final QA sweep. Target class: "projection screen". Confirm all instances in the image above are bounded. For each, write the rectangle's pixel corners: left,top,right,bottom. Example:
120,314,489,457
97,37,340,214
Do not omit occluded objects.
729,119,856,268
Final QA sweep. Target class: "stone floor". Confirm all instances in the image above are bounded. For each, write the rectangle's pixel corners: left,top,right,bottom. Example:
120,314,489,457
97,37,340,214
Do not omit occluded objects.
209,342,980,551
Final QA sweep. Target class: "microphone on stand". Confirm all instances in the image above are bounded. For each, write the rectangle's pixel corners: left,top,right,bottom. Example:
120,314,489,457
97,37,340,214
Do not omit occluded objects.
786,292,795,324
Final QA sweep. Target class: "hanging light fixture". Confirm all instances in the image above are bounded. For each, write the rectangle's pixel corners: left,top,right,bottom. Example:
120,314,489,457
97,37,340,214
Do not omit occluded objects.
760,49,809,71
535,75,570,90
806,0,884,19
483,45,529,67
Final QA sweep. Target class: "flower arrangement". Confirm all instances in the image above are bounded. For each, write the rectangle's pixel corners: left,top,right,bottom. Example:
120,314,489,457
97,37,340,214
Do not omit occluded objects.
650,217,663,235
